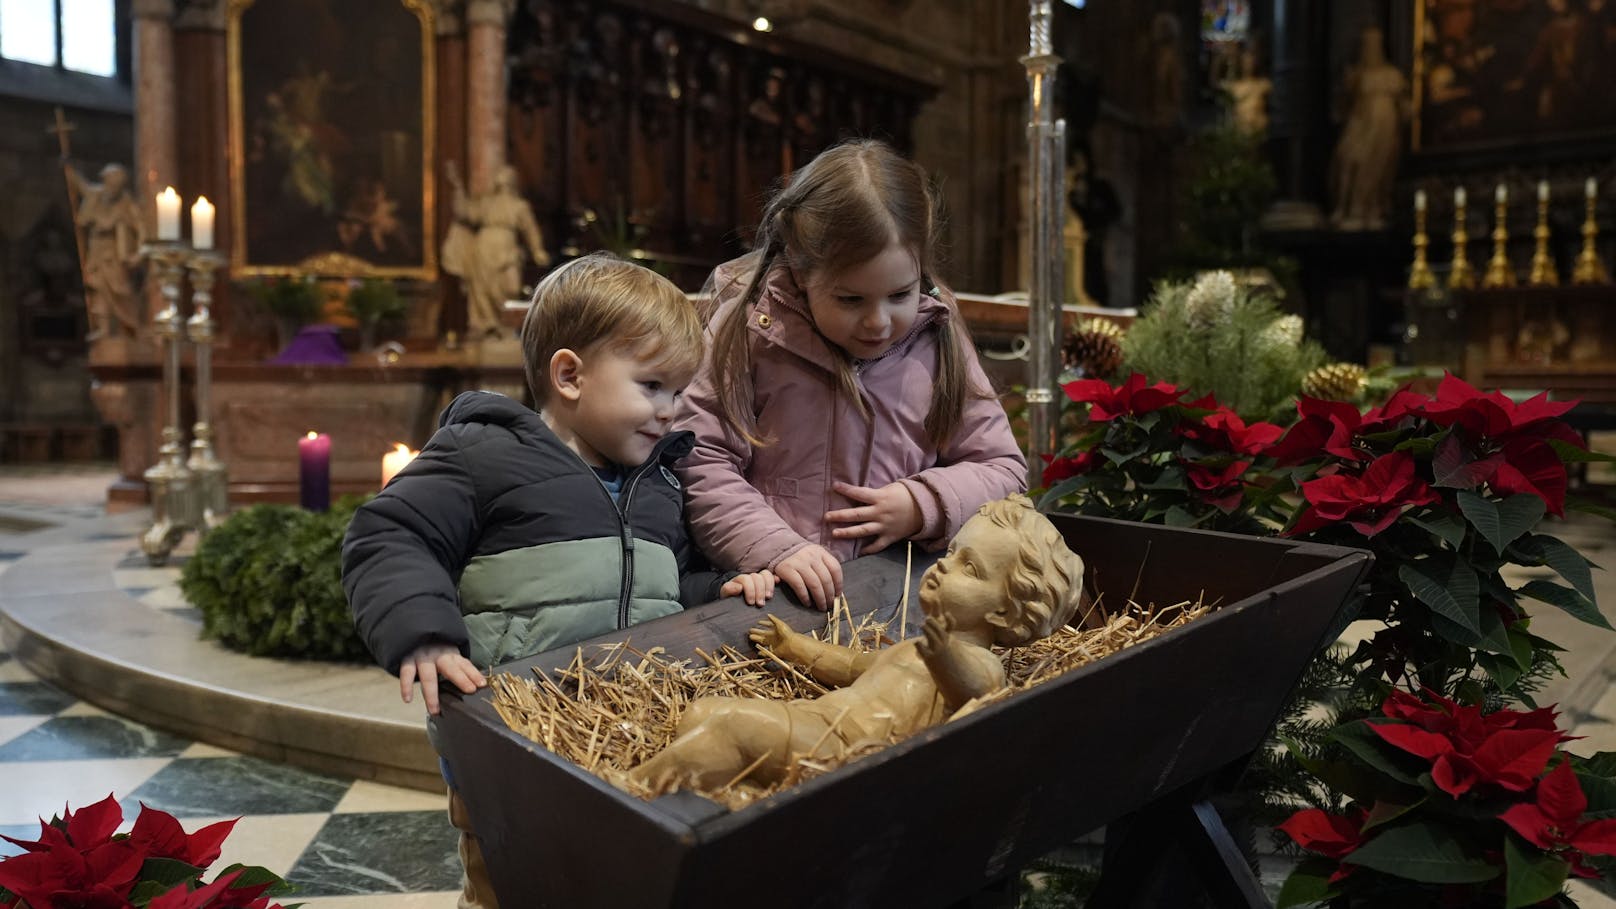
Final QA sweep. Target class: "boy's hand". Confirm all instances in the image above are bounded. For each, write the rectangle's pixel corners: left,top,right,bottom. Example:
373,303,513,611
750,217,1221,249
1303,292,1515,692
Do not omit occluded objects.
721,569,778,607
825,481,923,554
400,643,486,716
773,544,843,611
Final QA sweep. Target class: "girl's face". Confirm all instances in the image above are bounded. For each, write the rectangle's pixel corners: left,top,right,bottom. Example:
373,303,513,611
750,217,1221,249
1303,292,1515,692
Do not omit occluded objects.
802,242,921,361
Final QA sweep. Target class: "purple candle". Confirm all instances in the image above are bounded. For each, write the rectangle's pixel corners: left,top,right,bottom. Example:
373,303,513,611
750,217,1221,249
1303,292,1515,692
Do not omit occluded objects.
299,431,331,511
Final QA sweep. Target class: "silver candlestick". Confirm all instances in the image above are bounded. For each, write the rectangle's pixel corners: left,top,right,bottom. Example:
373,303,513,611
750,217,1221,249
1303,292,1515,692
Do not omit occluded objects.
1023,0,1066,488
140,240,196,565
186,250,229,531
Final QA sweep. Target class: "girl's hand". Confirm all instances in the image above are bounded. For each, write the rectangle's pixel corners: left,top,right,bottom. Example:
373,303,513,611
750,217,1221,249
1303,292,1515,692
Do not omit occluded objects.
773,544,843,611
721,569,778,607
825,481,923,554
399,643,486,715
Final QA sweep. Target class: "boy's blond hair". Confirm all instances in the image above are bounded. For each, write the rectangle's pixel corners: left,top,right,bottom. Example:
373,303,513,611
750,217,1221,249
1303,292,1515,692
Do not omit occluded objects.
519,252,704,404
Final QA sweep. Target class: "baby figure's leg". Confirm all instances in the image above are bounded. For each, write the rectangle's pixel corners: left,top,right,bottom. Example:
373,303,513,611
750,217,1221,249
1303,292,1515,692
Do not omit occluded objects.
631,696,827,792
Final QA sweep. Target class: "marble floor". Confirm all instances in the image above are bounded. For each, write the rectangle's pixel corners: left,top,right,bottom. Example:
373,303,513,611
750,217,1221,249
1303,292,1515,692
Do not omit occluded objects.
0,465,460,908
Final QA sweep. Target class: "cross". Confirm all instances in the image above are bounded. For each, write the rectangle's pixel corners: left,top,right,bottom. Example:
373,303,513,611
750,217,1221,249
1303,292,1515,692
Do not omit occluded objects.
47,106,77,158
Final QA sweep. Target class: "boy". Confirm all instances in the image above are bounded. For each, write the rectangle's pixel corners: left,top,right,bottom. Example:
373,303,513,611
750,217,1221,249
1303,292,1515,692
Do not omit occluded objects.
342,253,775,909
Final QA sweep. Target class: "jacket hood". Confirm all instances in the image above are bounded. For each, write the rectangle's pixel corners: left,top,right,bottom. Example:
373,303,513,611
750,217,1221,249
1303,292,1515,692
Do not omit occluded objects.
438,391,537,430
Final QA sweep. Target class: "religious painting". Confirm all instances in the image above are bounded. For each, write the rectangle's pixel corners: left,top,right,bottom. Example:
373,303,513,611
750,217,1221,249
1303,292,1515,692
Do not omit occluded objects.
228,0,435,278
1413,0,1616,152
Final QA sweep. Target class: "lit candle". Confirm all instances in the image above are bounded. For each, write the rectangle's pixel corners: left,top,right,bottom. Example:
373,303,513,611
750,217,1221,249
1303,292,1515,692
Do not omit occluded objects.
191,195,214,250
1415,189,1426,213
1456,186,1467,208
1590,177,1600,200
1495,184,1507,205
381,443,418,488
298,431,331,512
156,186,181,241
1538,180,1550,203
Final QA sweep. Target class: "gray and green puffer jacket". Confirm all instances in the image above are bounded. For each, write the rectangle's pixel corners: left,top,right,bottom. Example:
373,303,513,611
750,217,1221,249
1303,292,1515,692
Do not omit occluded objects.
342,390,729,675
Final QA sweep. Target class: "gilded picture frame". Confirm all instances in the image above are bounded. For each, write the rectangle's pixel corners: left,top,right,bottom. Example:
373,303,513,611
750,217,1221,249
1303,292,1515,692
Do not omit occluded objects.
1413,0,1616,153
227,0,436,278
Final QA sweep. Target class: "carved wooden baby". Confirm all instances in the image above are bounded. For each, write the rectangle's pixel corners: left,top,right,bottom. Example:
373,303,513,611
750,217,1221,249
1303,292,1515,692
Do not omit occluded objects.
631,494,1086,794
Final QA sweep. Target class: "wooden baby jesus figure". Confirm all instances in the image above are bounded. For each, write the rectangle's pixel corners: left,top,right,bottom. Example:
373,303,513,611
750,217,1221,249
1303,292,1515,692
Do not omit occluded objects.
631,494,1085,794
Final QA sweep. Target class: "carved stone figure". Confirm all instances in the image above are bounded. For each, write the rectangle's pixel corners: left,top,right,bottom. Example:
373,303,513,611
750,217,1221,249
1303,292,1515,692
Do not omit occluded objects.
1329,27,1409,231
442,163,552,339
66,162,145,340
630,495,1088,794
1146,12,1186,129
1222,46,1273,136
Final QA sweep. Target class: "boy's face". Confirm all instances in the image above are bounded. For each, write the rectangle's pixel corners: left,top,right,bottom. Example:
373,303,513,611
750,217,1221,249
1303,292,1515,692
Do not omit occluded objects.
562,345,692,468
917,515,1019,632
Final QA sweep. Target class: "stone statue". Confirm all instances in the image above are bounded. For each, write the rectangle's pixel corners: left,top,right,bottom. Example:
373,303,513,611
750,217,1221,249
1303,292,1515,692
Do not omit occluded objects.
1222,45,1273,136
65,162,144,340
442,163,552,339
1329,27,1409,231
630,495,1089,794
1146,12,1186,129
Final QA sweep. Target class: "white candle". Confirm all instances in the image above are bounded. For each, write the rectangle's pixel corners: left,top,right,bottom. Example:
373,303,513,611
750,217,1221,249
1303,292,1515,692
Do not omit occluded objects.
1538,181,1550,203
190,195,215,250
1415,189,1427,213
1456,186,1467,208
381,443,419,488
156,186,181,241
1495,184,1507,205
1590,177,1600,200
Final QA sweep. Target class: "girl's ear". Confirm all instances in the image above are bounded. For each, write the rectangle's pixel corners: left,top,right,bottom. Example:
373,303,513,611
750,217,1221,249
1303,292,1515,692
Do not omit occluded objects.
550,349,585,402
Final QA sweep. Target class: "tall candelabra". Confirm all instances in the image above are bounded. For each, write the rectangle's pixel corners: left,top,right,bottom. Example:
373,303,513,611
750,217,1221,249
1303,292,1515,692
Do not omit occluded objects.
1022,0,1066,489
1573,179,1610,285
186,251,229,530
1447,189,1477,291
1482,186,1516,288
139,241,196,565
1408,190,1437,291
1528,182,1559,287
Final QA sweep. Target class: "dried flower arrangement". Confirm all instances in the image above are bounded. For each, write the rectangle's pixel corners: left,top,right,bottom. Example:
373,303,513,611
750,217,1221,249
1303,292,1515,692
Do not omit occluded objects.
489,597,1208,810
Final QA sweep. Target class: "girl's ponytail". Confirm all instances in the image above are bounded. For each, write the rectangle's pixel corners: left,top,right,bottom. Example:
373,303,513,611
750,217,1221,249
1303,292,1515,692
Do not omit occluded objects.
709,232,784,448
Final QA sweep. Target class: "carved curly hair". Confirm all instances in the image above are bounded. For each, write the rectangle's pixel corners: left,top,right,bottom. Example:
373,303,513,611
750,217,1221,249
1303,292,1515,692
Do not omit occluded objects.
977,495,1087,646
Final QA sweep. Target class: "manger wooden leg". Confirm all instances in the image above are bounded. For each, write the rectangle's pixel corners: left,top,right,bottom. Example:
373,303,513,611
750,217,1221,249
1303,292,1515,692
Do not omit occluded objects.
1184,800,1269,909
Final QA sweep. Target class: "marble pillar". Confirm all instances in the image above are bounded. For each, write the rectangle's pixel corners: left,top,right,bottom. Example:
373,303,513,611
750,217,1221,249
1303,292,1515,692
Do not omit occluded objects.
133,0,178,233
466,0,514,195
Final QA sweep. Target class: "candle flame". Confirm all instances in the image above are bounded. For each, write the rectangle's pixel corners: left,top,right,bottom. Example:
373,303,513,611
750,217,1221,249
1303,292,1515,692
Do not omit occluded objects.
160,186,179,199
306,431,319,440
392,442,412,455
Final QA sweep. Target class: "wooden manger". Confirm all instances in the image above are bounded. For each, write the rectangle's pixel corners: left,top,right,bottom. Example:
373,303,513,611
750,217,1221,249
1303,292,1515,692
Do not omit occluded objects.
434,514,1372,908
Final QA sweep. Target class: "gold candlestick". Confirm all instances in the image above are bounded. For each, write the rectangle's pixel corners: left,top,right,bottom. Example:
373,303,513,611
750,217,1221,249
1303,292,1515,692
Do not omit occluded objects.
1573,178,1610,285
1408,190,1437,290
1528,182,1559,286
1483,185,1516,288
1448,188,1477,290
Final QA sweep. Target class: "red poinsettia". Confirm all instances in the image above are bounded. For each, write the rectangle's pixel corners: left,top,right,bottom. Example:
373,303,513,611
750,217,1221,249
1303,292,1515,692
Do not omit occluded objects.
1370,689,1571,797
1265,396,1370,466
128,805,237,869
146,869,278,909
1176,407,1284,455
1500,761,1616,877
1289,451,1441,537
1181,458,1251,510
1041,450,1100,485
1062,371,1183,422
1279,807,1369,881
1421,373,1582,445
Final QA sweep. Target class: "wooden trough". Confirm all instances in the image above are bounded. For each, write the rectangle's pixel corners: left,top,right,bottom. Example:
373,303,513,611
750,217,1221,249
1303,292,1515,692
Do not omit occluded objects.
434,514,1371,908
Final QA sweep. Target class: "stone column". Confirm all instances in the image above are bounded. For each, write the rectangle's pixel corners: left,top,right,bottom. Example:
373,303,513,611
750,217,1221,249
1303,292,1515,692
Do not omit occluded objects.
465,0,515,194
133,0,178,231
1261,0,1326,230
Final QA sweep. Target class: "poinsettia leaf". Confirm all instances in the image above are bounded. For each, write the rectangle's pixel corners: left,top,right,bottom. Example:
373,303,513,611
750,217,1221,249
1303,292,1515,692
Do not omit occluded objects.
1163,505,1198,527
1503,835,1570,909
1476,606,1514,658
1101,441,1149,465
211,863,293,893
138,857,206,890
1400,555,1483,639
1395,435,1440,458
1458,491,1544,554
1578,752,1616,780
1434,434,1500,489
1513,534,1599,604
1508,629,1535,671
1569,498,1616,523
1548,438,1616,464
1362,798,1425,832
1139,465,1187,490
1407,512,1468,550
1347,821,1501,883
129,879,178,905
1275,857,1340,908
1330,720,1425,784
1477,652,1524,692
1520,579,1612,630
1280,736,1399,804
1036,476,1090,508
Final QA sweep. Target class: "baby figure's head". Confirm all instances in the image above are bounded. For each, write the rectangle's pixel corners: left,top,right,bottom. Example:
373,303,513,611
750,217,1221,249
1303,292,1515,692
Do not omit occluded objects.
919,495,1086,647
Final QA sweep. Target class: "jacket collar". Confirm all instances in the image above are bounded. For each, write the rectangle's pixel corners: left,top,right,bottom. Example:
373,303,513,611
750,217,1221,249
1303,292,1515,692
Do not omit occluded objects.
747,263,947,374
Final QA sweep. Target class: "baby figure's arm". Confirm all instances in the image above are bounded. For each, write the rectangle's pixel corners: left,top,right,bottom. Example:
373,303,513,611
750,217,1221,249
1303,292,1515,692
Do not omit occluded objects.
915,614,1007,712
749,615,878,688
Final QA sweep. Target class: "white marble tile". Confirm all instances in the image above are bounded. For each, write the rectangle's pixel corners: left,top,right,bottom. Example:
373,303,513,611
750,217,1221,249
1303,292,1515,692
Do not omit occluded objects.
140,586,191,609
0,659,37,683
332,779,447,815
1569,880,1616,909
0,715,47,747
57,701,112,717
0,758,172,825
180,741,240,758
112,567,182,590
281,885,442,907
173,813,330,879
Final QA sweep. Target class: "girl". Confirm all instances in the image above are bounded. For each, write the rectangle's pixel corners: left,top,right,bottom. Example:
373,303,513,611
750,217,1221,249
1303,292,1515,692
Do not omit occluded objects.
675,140,1026,611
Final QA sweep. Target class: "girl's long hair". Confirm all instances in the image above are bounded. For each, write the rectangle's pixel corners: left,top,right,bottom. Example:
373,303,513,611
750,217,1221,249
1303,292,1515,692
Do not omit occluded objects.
706,139,981,448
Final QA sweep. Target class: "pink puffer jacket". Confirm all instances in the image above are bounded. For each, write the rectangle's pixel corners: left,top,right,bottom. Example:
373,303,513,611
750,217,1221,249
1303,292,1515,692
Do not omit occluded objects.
673,260,1027,571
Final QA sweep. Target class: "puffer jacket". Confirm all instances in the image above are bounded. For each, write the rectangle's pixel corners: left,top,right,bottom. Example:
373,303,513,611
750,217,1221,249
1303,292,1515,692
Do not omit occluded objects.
673,259,1026,571
343,391,726,673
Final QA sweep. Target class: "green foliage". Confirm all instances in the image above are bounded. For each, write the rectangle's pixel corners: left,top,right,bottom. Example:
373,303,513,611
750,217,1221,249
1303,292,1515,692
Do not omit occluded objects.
238,275,324,325
1173,123,1278,272
343,278,407,326
179,497,370,661
1120,272,1327,421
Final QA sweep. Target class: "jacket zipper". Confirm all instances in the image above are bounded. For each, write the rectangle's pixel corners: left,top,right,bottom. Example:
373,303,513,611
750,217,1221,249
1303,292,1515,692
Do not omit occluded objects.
615,472,643,629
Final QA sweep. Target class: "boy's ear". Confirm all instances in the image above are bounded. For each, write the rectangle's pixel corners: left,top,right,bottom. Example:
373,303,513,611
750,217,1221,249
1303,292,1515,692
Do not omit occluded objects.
550,349,585,402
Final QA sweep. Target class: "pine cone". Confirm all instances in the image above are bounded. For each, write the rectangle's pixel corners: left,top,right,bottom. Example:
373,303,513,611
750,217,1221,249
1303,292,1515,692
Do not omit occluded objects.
1062,318,1125,378
1261,314,1304,350
1185,270,1238,331
1301,363,1368,402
